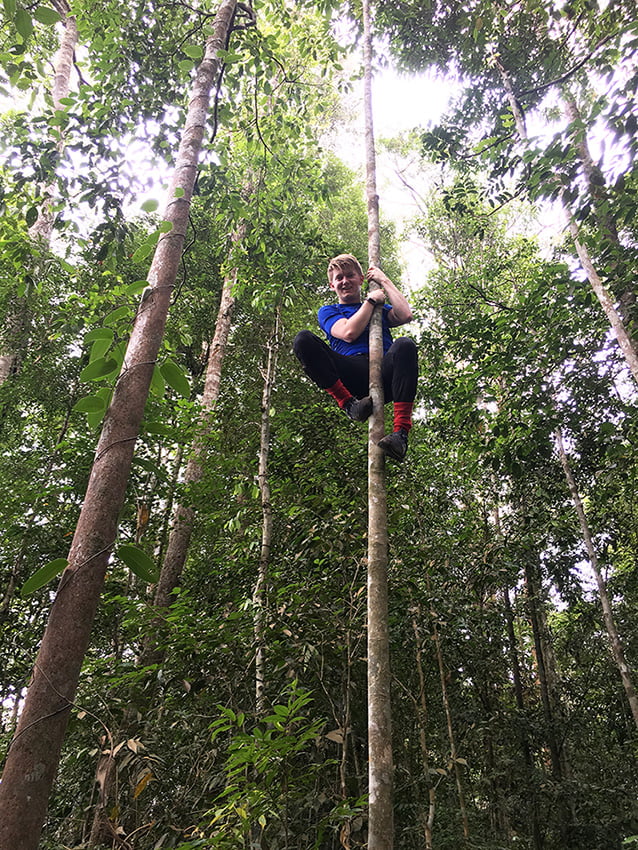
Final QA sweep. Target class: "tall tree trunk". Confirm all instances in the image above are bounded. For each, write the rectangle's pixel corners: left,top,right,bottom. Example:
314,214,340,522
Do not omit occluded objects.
523,559,563,781
429,576,470,843
0,4,239,847
556,428,638,729
410,602,436,850
523,557,575,845
493,497,544,850
562,91,620,248
88,224,242,845
362,0,393,847
495,60,638,385
149,221,243,622
0,3,78,384
253,304,281,715
502,585,544,850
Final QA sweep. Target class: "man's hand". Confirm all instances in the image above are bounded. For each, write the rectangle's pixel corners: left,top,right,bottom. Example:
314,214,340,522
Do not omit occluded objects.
366,266,413,327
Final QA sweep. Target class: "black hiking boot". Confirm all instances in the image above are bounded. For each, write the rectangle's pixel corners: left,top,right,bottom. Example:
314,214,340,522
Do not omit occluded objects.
378,428,408,461
343,395,373,422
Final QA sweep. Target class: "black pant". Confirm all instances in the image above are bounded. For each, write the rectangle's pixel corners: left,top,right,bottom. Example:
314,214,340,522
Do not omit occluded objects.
293,330,417,403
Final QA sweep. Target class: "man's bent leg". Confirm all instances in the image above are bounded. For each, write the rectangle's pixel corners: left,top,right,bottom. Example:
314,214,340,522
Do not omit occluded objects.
293,331,372,420
379,337,418,460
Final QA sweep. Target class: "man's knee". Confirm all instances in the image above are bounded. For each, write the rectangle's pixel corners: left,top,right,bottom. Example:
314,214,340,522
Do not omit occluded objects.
393,336,418,363
293,329,319,358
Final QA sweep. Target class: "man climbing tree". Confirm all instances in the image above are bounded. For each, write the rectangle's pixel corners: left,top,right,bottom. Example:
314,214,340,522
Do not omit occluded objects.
293,253,417,460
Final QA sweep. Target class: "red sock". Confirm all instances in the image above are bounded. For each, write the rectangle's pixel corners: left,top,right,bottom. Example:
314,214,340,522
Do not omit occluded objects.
326,380,353,409
393,402,413,433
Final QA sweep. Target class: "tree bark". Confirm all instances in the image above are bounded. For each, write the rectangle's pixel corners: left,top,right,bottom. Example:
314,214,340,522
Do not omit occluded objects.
362,0,393,847
429,576,470,843
149,222,242,620
502,585,543,850
253,305,281,715
495,60,638,386
410,602,436,850
0,4,78,384
0,4,238,847
556,428,638,729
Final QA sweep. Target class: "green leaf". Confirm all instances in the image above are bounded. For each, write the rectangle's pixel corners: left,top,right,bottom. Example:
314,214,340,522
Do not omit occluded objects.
90,337,112,361
87,387,112,429
141,198,159,213
25,205,38,226
160,359,190,397
144,421,172,436
183,43,203,59
73,395,107,413
80,357,118,381
125,279,148,295
84,327,114,344
103,305,131,326
133,457,160,473
131,241,155,263
150,364,166,398
3,0,16,20
116,545,158,583
174,187,185,198
15,7,33,39
178,59,194,73
21,558,68,596
33,6,61,24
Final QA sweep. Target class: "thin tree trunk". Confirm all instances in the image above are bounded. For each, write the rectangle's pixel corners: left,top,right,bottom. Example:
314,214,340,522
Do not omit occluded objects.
495,60,638,385
556,428,638,728
429,576,470,842
30,6,78,242
562,91,619,247
493,497,544,850
410,602,436,850
149,222,242,620
253,305,281,715
502,585,544,850
523,559,563,782
0,4,239,847
0,4,78,384
362,0,393,847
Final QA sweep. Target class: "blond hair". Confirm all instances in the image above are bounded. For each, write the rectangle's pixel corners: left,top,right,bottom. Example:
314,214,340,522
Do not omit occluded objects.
327,253,363,283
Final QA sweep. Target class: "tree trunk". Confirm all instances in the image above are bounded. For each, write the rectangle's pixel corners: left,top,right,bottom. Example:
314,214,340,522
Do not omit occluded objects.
523,556,576,845
556,428,638,729
410,602,436,850
0,4,78,384
253,304,281,715
149,222,242,620
429,576,470,843
88,223,242,847
495,60,638,386
362,0,393,847
0,4,239,847
523,559,563,781
562,91,619,246
502,584,544,850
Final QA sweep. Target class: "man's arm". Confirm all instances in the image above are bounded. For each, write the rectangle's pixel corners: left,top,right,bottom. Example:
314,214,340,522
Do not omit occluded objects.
367,266,412,327
327,298,379,343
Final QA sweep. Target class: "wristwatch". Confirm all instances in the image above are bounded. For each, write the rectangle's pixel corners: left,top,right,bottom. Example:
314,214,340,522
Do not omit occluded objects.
366,296,378,306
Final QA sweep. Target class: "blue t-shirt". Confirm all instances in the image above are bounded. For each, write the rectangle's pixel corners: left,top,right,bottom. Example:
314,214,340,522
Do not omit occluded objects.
318,302,393,356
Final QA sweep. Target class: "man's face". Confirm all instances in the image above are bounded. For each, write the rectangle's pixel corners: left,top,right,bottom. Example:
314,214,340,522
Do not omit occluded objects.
329,265,363,304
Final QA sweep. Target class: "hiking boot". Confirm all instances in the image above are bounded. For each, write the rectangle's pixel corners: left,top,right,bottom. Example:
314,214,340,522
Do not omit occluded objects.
378,428,408,461
343,395,373,422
